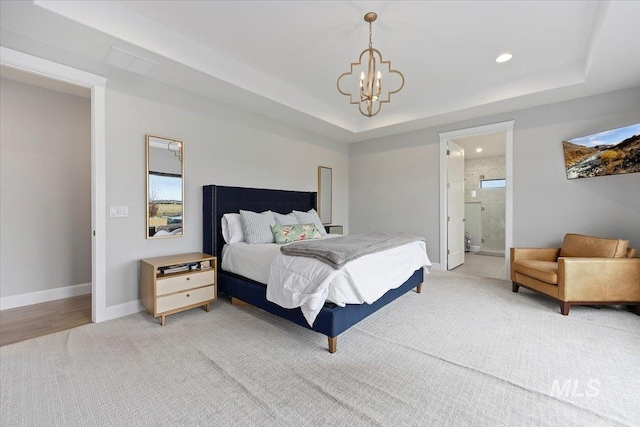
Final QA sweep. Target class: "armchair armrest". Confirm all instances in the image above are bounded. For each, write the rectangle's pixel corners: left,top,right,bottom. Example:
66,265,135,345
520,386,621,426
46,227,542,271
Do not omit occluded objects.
510,247,560,279
559,257,640,302
511,247,560,262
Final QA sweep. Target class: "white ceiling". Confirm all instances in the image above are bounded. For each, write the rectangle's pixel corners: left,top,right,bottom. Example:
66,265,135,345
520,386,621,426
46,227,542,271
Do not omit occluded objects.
1,1,639,143
454,132,506,160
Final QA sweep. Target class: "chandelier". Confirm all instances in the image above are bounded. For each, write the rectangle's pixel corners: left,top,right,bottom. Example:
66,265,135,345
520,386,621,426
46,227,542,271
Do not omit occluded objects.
337,12,405,117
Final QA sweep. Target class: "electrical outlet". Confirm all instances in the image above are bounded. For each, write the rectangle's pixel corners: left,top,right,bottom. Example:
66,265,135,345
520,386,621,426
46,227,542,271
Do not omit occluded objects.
109,206,129,217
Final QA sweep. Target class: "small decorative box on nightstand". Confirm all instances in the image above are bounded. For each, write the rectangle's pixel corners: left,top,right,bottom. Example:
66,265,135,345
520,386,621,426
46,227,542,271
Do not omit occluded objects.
140,252,217,326
324,225,343,235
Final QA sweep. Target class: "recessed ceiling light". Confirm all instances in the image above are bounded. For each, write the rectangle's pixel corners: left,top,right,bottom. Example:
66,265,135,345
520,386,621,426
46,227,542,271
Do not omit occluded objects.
476,148,483,153
496,53,513,63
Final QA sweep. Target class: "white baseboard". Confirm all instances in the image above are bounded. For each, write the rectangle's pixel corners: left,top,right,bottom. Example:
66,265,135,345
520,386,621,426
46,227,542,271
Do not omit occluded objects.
430,263,442,271
0,282,91,311
470,245,481,252
105,299,145,321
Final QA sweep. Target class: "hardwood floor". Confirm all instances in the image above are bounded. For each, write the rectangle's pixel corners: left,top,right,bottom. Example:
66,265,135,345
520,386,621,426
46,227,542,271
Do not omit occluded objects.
0,294,92,347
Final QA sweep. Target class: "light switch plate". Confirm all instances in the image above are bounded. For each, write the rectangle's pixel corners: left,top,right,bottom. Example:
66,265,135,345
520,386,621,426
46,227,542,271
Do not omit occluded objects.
109,206,129,217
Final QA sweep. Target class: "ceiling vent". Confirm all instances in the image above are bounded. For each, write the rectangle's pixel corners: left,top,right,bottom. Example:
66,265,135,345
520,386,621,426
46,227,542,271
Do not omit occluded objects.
103,47,157,76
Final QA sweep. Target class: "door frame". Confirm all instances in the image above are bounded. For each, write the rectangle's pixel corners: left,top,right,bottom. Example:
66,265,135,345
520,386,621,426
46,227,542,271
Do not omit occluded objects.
439,120,514,279
1,47,108,322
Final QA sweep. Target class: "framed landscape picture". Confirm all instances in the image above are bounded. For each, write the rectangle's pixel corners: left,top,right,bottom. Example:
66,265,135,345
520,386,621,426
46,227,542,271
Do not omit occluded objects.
562,123,640,179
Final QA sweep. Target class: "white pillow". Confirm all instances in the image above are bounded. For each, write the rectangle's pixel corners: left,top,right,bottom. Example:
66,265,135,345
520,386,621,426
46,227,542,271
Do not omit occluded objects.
239,210,276,244
221,213,245,244
292,209,327,236
273,212,298,226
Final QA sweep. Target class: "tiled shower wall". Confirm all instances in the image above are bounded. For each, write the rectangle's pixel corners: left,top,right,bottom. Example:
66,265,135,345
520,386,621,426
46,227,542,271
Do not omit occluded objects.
465,156,506,253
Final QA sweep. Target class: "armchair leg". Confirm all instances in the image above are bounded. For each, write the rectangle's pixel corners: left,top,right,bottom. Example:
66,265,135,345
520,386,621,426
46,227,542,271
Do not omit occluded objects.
560,302,571,316
512,282,520,293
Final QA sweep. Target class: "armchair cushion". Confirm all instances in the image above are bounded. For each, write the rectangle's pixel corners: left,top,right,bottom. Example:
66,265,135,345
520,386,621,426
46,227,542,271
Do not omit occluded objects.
512,260,558,284
559,233,629,258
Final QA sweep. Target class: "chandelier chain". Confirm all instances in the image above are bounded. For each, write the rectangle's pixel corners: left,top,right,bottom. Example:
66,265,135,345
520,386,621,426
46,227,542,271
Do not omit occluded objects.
368,21,372,48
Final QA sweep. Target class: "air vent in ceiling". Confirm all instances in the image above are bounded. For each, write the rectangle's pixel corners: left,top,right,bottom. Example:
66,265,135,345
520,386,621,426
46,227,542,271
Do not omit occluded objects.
103,47,156,76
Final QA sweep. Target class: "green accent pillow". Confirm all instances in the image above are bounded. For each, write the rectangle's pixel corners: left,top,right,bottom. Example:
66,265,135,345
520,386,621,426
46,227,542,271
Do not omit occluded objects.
271,223,322,244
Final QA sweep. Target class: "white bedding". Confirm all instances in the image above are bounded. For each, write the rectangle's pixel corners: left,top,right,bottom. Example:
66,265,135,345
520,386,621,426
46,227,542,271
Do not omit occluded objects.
222,235,432,326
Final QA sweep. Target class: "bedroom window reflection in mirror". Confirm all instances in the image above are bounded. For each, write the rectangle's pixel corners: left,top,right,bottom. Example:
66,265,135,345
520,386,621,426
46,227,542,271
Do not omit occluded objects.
146,134,184,239
318,166,332,224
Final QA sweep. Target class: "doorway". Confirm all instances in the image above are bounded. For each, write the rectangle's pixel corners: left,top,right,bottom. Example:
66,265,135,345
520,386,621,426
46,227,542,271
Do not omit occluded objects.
0,67,92,345
0,47,107,323
439,121,514,280
456,132,507,257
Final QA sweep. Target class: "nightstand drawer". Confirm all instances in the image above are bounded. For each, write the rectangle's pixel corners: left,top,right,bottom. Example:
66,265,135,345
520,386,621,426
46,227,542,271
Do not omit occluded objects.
156,270,215,296
156,285,215,313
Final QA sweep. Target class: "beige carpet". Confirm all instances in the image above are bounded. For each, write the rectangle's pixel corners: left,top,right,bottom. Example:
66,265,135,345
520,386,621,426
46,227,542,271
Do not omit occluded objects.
1,271,639,426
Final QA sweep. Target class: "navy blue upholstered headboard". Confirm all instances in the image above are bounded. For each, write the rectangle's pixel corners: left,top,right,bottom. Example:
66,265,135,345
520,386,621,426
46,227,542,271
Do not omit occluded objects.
203,185,317,260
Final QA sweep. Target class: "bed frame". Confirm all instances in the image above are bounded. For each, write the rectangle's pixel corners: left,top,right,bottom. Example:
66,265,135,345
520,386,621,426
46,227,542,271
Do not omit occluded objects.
203,185,424,353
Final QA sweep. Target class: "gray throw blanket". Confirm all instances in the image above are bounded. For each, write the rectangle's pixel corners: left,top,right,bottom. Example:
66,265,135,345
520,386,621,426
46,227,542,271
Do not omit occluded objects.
280,232,426,269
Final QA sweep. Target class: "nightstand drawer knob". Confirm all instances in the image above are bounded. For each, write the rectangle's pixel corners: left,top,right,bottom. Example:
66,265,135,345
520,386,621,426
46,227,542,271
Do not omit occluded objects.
186,294,190,297
186,277,190,280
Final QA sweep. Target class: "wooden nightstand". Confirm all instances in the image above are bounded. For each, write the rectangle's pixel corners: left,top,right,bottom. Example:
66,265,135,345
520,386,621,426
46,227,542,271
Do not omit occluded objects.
140,252,217,326
324,225,343,234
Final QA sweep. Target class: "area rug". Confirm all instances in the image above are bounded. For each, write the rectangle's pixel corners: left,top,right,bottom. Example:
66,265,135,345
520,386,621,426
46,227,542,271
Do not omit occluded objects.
1,271,638,426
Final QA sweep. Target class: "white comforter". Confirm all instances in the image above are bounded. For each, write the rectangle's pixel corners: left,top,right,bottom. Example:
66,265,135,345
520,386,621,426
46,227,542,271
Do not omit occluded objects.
222,236,432,326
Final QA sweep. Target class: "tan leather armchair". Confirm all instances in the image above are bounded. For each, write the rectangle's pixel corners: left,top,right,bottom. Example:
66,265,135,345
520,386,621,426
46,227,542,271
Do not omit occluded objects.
511,233,640,315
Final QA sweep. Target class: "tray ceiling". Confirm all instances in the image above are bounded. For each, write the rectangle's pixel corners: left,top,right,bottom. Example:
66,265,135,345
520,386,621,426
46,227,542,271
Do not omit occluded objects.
1,1,638,142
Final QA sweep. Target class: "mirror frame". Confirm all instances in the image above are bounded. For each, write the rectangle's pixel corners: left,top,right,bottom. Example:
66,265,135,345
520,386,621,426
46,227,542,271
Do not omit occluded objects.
318,166,332,224
146,134,184,239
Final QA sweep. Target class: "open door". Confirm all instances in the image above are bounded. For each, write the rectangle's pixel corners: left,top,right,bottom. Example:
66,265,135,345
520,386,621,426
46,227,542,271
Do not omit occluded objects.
447,141,465,269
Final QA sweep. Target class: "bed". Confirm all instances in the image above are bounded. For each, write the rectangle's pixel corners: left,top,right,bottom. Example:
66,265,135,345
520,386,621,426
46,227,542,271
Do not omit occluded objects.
203,185,426,353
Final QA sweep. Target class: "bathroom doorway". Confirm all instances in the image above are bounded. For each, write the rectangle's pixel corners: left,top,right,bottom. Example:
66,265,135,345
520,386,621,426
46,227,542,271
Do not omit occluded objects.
439,121,513,281
454,132,506,279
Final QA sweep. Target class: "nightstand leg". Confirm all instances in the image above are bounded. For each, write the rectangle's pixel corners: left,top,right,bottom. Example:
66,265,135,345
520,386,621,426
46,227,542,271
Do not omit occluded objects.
161,315,166,326
205,302,211,312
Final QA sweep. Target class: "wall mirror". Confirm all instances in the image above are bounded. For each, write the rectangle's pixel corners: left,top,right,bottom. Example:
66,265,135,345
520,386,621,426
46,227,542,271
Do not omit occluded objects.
318,166,332,224
146,134,184,239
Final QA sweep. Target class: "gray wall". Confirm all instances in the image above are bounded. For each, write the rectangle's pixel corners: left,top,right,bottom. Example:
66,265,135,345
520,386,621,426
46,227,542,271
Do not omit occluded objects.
0,78,91,297
105,89,348,307
350,142,440,262
349,87,640,264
